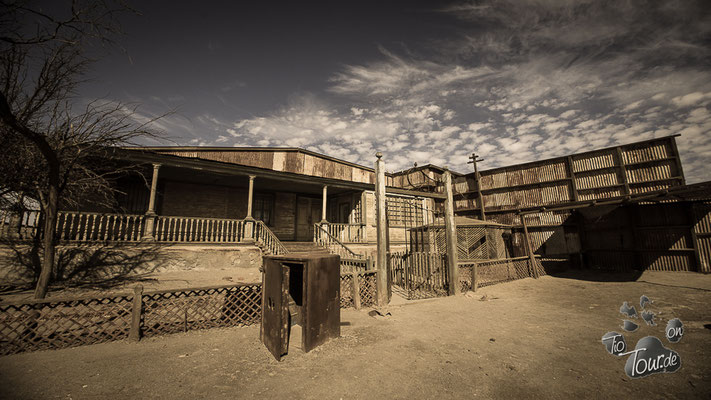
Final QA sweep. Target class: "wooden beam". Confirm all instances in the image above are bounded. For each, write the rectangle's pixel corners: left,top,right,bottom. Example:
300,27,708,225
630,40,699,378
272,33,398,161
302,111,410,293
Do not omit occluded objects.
669,137,687,185
615,147,631,196
374,152,388,306
521,214,539,279
688,203,706,273
443,169,460,295
566,156,580,202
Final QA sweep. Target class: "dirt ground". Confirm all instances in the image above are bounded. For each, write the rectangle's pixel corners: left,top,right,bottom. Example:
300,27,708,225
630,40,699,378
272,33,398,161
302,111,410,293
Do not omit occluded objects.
1,270,710,399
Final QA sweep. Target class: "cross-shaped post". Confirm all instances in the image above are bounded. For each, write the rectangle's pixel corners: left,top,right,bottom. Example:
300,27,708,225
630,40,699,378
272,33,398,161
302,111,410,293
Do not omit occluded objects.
467,153,486,221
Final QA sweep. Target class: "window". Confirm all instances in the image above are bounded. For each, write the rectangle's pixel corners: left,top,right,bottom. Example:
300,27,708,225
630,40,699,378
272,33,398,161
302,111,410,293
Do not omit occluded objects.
253,194,274,226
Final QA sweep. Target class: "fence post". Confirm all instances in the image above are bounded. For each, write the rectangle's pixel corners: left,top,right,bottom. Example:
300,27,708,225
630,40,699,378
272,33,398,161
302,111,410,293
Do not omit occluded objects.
129,284,144,342
352,273,361,309
374,152,388,306
471,262,478,292
443,169,460,295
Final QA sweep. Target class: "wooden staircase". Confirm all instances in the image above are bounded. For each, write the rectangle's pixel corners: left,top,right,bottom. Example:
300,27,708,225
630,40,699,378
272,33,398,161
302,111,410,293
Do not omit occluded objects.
282,241,331,255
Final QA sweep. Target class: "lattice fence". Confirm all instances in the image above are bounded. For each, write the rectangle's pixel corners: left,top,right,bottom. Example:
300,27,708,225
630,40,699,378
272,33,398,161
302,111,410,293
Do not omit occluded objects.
0,283,262,356
458,256,545,292
358,272,377,307
0,294,133,355
141,284,262,338
340,274,354,308
339,271,378,309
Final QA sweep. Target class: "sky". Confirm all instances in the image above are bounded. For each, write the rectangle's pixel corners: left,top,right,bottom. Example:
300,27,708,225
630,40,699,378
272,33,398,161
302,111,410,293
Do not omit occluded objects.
79,0,711,182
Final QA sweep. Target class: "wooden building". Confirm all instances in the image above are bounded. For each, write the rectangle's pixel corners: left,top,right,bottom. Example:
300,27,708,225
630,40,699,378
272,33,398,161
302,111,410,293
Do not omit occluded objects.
2,134,709,274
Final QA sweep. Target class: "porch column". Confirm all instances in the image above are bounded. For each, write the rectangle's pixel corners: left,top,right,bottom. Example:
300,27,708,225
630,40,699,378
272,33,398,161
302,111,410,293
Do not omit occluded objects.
443,168,460,295
375,152,388,306
321,185,328,223
143,163,161,240
246,175,256,219
244,175,256,241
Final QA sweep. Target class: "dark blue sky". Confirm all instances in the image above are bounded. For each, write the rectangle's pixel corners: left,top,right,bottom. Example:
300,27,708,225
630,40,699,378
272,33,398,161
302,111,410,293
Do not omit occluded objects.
79,0,711,181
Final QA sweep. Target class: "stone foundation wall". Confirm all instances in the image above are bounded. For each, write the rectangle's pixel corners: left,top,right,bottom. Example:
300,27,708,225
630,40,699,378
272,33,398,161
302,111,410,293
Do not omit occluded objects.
0,243,263,286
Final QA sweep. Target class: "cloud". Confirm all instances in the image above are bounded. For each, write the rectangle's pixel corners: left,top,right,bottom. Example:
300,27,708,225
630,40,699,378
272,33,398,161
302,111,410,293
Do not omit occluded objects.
141,0,710,183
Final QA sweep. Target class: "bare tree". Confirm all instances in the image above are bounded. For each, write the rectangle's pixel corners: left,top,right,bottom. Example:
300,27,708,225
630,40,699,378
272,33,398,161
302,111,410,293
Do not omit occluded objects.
0,1,162,298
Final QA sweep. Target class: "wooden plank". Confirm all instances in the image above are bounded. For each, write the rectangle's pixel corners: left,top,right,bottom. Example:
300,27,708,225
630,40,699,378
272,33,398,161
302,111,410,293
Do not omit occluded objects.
304,255,341,353
260,259,291,361
669,137,686,185
566,156,580,202
615,147,631,195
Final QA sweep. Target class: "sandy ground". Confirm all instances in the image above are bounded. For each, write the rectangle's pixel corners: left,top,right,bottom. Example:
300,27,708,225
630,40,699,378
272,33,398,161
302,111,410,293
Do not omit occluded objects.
1,270,710,399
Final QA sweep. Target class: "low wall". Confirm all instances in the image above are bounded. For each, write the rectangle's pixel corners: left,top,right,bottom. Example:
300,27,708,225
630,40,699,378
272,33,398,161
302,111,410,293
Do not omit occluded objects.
0,243,263,286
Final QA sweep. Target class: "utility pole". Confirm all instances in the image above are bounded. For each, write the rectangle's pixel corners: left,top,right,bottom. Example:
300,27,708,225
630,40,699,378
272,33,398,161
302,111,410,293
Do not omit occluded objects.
468,153,486,221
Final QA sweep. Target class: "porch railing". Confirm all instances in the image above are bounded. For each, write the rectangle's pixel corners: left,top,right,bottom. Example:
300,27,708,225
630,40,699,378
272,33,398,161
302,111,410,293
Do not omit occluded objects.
0,209,41,240
1,211,288,255
314,223,362,260
57,212,146,242
254,220,288,255
321,223,365,243
154,215,244,243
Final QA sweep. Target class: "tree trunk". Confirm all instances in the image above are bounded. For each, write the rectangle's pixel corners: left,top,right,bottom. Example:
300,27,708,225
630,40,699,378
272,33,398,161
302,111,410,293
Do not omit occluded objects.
33,183,58,299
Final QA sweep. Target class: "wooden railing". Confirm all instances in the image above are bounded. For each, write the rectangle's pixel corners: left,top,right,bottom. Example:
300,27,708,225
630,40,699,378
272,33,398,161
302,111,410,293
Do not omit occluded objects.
254,220,288,255
0,209,41,240
0,211,146,242
1,210,290,256
154,215,244,242
340,257,373,273
56,212,146,242
322,223,365,243
314,223,362,259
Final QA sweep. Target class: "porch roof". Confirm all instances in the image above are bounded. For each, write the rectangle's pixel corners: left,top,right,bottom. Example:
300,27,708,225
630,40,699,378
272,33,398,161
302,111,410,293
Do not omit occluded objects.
112,148,446,199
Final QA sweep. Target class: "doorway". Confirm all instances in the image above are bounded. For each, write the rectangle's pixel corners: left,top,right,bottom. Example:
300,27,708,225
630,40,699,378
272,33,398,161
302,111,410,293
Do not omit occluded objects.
296,196,321,241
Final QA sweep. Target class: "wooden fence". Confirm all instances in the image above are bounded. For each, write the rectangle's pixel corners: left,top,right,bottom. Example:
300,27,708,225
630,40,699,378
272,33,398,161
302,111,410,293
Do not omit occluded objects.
458,256,544,292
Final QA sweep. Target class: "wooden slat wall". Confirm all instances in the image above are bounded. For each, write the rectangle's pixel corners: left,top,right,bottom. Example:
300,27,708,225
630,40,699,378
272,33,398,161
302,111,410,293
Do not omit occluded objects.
579,202,710,272
452,136,684,216
154,149,375,184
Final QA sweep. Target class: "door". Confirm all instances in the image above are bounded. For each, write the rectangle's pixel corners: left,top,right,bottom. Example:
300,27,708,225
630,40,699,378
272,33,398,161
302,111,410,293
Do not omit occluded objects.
260,258,291,361
296,196,322,241
303,255,341,352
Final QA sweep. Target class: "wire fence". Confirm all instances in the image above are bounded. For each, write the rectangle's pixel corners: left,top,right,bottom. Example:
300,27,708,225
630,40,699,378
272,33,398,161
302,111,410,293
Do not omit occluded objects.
458,256,545,292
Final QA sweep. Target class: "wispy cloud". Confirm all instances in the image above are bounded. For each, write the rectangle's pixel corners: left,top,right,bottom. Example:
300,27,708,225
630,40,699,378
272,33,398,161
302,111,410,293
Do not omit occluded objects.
143,0,710,182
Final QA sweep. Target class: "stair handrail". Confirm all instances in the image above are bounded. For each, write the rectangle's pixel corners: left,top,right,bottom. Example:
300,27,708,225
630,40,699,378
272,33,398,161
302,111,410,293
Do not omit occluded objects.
254,220,288,255
313,223,362,259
